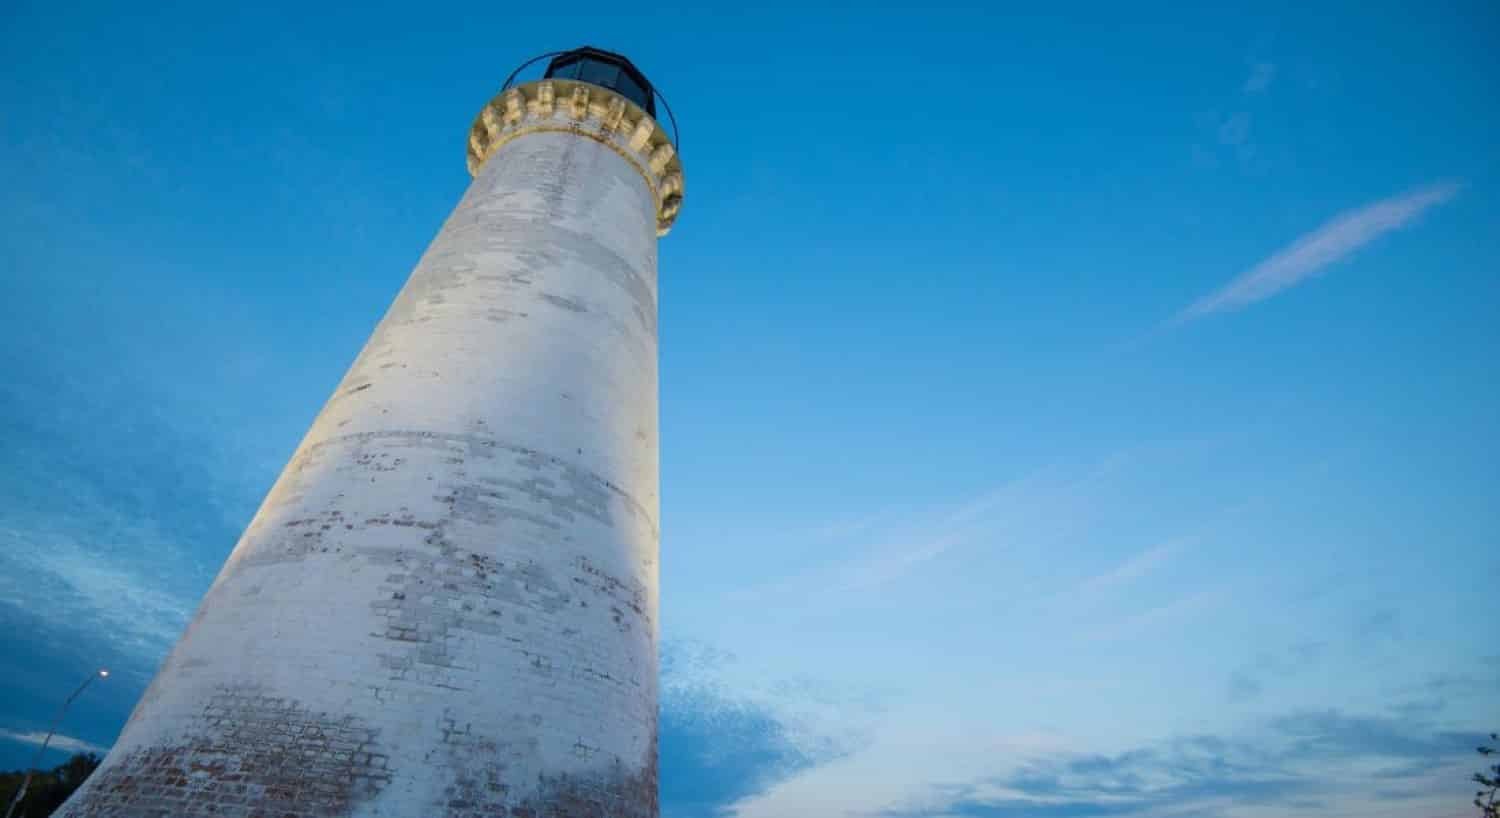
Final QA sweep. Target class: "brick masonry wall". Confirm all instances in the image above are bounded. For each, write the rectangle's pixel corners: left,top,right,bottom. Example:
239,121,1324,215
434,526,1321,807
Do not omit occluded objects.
58,122,662,817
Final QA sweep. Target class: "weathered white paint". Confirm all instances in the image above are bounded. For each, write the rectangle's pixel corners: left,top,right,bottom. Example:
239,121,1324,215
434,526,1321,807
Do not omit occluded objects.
59,79,679,818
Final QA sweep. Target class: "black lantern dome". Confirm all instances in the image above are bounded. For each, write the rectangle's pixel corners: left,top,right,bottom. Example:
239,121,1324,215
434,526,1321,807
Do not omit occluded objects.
543,46,656,117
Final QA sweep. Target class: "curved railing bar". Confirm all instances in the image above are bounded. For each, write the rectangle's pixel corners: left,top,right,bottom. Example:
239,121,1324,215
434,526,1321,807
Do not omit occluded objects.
500,51,566,93
652,86,681,156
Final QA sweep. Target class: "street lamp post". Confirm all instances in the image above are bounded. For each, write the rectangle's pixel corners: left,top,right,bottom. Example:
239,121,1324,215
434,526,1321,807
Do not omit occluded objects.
3,669,107,818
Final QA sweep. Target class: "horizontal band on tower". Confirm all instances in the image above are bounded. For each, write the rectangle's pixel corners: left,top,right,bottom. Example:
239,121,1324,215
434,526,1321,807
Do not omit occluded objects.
467,79,685,237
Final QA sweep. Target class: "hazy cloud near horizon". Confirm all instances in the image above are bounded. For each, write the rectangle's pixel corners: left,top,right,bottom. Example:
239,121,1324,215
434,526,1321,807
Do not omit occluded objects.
873,705,1490,818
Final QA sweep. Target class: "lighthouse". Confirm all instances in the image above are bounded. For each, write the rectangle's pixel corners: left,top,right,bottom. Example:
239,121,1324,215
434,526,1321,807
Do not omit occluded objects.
59,46,682,818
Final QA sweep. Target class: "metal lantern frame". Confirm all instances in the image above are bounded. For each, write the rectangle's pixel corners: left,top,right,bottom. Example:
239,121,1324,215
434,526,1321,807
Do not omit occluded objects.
500,46,682,154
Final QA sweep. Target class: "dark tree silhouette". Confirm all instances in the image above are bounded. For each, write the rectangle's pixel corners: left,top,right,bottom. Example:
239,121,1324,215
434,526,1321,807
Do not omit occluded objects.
1476,733,1499,818
0,753,99,818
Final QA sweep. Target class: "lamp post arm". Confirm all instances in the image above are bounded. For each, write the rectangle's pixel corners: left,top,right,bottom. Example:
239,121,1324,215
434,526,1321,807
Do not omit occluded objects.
3,674,99,818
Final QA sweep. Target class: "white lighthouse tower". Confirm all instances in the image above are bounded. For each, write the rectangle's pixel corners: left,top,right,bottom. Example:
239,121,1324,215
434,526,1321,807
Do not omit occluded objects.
59,46,683,818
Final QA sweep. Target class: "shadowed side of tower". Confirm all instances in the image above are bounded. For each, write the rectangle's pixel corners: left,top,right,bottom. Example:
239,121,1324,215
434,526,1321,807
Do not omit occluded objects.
57,47,683,818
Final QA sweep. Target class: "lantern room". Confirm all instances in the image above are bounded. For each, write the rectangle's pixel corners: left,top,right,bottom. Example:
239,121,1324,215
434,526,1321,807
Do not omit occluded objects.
543,46,657,117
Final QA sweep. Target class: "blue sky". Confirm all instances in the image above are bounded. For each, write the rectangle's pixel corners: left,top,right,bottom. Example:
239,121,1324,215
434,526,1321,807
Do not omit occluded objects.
2,1,1497,816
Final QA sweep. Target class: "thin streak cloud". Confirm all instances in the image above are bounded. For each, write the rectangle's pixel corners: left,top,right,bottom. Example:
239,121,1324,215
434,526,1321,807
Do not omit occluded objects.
0,729,108,756
1176,182,1462,323
1071,537,1189,600
1082,587,1226,642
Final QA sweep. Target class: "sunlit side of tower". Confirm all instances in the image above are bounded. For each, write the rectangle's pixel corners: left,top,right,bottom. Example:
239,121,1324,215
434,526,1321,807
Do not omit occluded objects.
59,46,683,818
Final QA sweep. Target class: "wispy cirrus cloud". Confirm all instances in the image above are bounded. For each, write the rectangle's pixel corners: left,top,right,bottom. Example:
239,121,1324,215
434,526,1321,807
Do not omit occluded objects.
0,728,107,756
1019,536,1215,642
726,440,1235,628
0,526,197,661
821,467,1084,596
729,454,1142,606
1175,182,1463,323
0,319,273,681
1190,62,1274,172
1244,62,1276,94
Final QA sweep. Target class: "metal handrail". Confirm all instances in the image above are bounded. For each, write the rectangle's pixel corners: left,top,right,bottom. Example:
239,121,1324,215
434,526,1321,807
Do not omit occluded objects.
499,50,566,94
652,85,681,157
